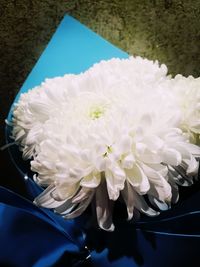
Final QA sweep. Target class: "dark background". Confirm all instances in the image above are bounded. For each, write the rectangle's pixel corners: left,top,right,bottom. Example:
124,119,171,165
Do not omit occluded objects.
1,0,200,190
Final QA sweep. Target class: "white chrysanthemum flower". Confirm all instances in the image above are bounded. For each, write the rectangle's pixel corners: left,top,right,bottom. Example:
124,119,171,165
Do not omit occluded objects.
12,57,200,231
169,74,200,143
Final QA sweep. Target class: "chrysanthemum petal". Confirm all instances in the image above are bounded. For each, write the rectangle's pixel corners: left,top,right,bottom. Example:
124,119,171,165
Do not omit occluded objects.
34,184,66,209
121,181,135,220
161,148,182,166
141,164,172,202
95,182,115,231
80,173,101,188
126,164,150,195
72,187,93,203
64,191,94,219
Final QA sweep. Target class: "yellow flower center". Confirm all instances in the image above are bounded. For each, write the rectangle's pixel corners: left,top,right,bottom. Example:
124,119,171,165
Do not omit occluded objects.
89,105,105,119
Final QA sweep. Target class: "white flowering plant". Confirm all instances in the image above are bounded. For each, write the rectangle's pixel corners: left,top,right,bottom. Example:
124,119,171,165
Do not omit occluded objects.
12,57,200,231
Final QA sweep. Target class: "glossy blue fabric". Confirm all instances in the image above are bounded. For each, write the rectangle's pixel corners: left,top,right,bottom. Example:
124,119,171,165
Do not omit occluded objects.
4,15,200,267
86,189,200,267
0,186,89,267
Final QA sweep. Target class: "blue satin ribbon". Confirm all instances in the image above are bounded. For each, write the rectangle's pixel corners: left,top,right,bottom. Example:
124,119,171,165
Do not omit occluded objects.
84,191,200,267
1,172,200,267
0,186,90,267
86,223,200,267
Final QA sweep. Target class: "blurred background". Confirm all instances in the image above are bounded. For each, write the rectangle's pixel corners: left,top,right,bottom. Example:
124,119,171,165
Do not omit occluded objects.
0,0,200,190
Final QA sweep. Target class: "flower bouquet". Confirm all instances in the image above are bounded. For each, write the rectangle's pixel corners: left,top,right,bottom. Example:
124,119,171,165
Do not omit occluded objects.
4,15,200,267
11,49,200,232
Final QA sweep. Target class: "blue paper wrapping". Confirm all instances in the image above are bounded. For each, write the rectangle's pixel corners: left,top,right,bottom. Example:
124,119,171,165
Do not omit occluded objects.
4,15,200,267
